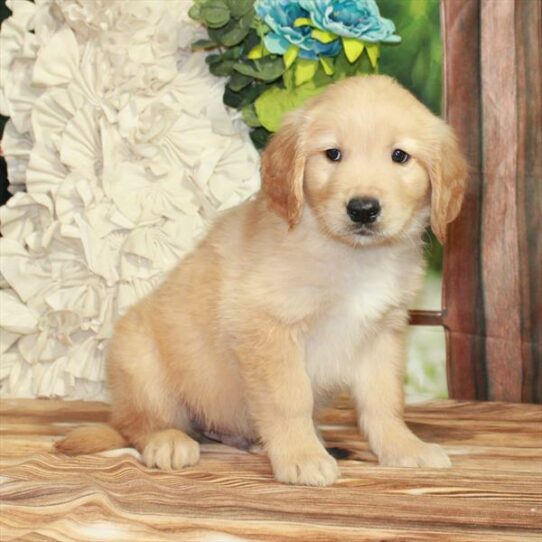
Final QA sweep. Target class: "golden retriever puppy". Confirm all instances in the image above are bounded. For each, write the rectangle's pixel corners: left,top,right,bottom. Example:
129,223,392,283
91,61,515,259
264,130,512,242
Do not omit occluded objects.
56,75,467,486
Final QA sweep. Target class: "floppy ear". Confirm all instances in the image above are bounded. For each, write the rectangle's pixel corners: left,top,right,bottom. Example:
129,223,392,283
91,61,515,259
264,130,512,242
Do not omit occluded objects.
429,124,468,243
260,111,306,228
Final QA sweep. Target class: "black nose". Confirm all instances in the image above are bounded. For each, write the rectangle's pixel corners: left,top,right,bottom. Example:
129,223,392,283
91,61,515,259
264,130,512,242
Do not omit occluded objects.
346,198,381,224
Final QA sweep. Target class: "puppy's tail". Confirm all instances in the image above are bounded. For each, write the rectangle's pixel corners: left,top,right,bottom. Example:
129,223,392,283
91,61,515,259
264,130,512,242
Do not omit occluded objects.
54,424,127,456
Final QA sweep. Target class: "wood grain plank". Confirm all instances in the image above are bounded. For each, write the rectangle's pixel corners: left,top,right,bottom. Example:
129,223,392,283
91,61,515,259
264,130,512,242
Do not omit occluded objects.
1,467,539,531
1,398,541,541
0,399,109,422
2,507,540,542
7,397,540,424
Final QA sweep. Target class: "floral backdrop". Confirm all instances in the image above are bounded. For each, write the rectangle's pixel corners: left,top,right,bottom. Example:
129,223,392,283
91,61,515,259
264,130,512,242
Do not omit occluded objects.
188,0,401,148
0,0,260,399
0,0,445,402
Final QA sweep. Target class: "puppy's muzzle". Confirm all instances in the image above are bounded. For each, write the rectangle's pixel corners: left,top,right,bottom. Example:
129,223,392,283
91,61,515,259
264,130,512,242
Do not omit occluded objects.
346,197,381,225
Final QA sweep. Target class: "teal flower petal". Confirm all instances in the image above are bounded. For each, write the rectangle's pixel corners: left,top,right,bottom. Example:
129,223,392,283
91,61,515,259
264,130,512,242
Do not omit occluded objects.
263,32,290,55
255,0,342,59
299,0,400,44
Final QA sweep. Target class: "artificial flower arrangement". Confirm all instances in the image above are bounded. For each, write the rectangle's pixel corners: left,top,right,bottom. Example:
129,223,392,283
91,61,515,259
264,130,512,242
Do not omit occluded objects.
189,0,400,148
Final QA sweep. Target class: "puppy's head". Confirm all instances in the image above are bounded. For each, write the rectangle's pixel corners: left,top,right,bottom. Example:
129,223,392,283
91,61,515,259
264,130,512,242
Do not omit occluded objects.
261,75,467,245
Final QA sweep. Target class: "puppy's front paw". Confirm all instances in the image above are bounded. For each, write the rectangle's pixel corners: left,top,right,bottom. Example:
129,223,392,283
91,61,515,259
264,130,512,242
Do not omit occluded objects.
270,445,339,486
379,440,451,469
143,429,200,471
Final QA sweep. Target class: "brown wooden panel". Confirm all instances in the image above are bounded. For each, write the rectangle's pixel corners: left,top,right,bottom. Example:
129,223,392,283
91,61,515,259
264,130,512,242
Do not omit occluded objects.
515,0,542,403
441,0,541,403
480,0,523,400
441,0,487,400
409,310,444,326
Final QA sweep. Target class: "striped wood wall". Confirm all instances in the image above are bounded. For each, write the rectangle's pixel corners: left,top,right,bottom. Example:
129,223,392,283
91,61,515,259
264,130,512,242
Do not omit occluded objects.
441,0,541,403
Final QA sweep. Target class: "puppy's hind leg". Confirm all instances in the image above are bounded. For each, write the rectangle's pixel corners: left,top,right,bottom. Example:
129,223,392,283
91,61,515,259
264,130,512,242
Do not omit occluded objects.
107,310,200,471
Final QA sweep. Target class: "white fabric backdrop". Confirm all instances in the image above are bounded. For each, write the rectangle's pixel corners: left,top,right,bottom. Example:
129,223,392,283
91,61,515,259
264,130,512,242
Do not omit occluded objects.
0,0,260,400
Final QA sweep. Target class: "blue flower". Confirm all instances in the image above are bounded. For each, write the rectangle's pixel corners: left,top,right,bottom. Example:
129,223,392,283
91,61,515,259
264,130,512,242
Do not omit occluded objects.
255,0,341,60
300,0,400,44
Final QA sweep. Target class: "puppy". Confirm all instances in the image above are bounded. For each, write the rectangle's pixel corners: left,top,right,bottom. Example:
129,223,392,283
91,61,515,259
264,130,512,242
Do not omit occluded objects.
56,75,467,486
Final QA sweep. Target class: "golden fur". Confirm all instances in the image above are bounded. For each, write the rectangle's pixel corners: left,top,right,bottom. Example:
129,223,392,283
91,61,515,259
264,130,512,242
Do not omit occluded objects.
56,76,467,486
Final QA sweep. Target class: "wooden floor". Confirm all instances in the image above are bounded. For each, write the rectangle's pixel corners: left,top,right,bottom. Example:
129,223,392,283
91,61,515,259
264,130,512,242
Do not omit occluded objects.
1,398,541,541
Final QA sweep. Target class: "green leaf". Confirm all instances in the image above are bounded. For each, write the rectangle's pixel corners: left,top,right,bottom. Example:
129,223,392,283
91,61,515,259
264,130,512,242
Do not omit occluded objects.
378,0,442,114
228,72,252,91
354,50,373,75
223,86,244,108
254,83,324,132
226,0,253,17
242,29,260,53
208,59,235,77
191,38,217,51
239,9,254,30
312,62,334,87
366,43,380,68
222,45,243,60
249,127,271,149
233,57,284,82
201,1,231,28
205,46,241,66
241,104,262,127
330,47,375,80
188,4,201,21
294,17,313,27
224,82,266,109
283,68,295,90
248,42,266,60
295,58,318,86
206,53,221,65
253,19,271,39
283,45,299,69
210,20,251,47
342,37,364,63
334,49,359,78
219,10,253,45
311,29,337,44
319,56,334,75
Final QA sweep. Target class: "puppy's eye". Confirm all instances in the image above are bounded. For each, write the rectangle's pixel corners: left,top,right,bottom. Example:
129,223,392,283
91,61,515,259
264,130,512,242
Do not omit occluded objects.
325,148,342,162
391,148,410,164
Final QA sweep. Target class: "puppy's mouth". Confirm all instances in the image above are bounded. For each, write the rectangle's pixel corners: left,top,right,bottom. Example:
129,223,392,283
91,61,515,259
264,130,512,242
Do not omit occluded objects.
352,225,376,237
346,223,389,245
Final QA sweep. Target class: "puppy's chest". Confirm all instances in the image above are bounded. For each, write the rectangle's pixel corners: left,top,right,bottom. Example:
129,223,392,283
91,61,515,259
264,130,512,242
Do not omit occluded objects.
304,269,403,391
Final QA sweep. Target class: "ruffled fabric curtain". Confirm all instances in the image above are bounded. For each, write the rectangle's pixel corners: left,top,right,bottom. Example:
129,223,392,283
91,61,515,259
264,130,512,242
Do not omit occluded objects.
0,0,260,399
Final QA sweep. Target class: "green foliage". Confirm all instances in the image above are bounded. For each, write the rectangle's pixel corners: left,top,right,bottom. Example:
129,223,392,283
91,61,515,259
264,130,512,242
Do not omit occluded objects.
226,0,253,17
191,0,275,147
378,0,442,114
254,83,324,132
189,0,389,148
378,0,444,270
241,104,262,127
424,229,443,272
232,56,284,82
201,0,231,28
209,10,254,47
249,127,270,148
